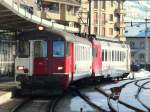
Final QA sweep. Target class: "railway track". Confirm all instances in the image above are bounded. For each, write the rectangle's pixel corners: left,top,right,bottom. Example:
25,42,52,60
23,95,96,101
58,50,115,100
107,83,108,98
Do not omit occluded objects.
70,87,109,112
70,79,146,112
10,98,32,112
10,91,66,112
48,92,66,112
95,78,150,112
8,78,150,112
134,79,150,111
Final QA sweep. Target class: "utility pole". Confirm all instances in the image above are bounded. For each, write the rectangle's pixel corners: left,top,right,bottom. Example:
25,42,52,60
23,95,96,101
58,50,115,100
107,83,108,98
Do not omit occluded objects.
88,0,91,35
145,18,149,70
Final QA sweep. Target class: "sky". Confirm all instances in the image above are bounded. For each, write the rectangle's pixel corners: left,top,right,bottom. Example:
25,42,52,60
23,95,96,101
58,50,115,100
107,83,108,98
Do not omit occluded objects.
124,1,150,22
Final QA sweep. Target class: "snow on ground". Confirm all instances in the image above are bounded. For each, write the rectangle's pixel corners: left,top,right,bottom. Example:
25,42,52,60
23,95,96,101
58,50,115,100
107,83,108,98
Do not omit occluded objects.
119,82,148,111
56,69,150,112
128,69,150,79
139,89,150,108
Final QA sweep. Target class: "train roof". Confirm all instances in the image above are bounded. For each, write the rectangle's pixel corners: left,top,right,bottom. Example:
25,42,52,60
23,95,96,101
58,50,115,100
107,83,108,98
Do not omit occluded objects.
18,29,91,45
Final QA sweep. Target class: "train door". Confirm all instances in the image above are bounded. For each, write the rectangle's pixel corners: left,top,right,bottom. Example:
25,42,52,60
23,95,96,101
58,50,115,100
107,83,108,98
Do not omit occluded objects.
33,40,48,75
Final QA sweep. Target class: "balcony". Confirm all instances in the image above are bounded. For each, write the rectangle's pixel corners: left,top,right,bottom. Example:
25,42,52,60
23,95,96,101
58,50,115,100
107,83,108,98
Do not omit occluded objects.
114,22,125,28
46,11,60,20
65,13,78,22
43,0,80,6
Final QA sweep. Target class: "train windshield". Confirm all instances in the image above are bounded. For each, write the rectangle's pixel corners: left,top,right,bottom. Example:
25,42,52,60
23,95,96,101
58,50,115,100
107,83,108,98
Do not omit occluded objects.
53,41,64,57
18,40,30,58
34,41,47,58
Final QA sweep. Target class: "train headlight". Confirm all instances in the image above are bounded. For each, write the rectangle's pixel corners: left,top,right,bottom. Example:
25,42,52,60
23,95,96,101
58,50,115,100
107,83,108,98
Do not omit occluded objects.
38,26,44,31
58,66,63,70
17,66,24,70
17,66,29,73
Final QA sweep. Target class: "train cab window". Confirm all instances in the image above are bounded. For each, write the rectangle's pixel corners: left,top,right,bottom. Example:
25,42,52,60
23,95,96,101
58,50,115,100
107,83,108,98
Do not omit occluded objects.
34,41,47,57
18,40,30,58
53,41,64,57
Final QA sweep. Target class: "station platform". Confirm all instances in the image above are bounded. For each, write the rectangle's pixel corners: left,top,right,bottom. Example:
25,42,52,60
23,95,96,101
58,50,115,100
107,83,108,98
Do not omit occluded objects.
0,76,16,104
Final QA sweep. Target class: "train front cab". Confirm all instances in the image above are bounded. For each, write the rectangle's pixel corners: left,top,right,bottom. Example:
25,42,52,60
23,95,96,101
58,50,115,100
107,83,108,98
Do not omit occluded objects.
15,32,74,93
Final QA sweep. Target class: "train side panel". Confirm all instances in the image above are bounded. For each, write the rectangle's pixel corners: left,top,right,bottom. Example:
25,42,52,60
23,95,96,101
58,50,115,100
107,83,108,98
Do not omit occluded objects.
73,42,92,80
101,41,130,78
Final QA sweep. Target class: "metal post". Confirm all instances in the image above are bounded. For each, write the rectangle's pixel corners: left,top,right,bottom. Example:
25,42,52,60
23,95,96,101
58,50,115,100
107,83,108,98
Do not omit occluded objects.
145,18,149,70
88,0,91,35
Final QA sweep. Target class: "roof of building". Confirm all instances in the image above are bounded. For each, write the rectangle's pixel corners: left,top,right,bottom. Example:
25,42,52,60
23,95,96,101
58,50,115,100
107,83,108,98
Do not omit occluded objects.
125,22,150,38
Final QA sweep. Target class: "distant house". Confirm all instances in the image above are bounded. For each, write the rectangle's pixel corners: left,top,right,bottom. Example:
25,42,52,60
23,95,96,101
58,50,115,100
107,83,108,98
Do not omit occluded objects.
125,23,150,70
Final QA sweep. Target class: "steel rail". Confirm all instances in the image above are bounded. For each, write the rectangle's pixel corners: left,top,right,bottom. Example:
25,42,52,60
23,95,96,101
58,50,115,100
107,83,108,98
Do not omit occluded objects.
70,87,109,112
135,78,150,89
48,92,66,112
95,82,146,112
135,80,150,111
10,98,32,112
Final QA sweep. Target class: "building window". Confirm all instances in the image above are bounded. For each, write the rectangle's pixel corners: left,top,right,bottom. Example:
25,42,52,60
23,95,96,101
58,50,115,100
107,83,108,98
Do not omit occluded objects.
67,5,74,15
102,28,105,36
102,0,105,9
94,0,98,9
130,41,135,48
74,7,79,15
111,0,113,7
102,13,106,25
47,2,59,13
139,53,144,59
94,27,97,34
109,28,113,35
131,52,135,58
94,12,98,24
109,14,113,21
140,41,145,49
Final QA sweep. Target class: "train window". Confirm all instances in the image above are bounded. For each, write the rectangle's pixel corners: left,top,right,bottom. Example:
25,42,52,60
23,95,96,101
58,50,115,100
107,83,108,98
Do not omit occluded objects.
108,50,110,61
92,48,97,58
77,46,79,61
105,50,107,61
34,41,47,58
18,40,30,58
102,49,104,61
112,50,114,61
53,41,64,57
118,51,119,61
115,51,117,61
120,51,121,61
66,42,70,56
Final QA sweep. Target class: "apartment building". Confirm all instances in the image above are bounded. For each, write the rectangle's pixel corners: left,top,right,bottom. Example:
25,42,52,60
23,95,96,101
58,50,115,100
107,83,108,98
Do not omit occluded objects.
36,0,81,28
80,0,126,41
125,23,150,70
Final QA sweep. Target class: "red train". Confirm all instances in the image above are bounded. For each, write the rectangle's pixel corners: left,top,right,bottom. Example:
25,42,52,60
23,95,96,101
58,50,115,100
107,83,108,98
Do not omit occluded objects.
15,29,130,92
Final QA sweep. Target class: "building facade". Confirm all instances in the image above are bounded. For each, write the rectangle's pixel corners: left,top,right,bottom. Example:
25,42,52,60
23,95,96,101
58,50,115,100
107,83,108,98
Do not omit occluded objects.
13,0,126,41
125,23,150,70
36,0,81,28
80,0,126,41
